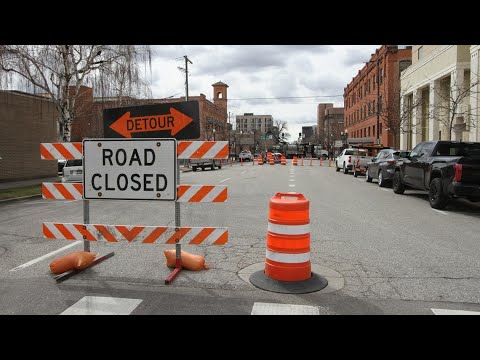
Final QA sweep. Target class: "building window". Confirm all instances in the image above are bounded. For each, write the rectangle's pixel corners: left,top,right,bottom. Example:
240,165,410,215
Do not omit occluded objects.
418,46,423,60
373,75,376,90
379,67,383,85
368,127,370,137
380,123,382,135
368,102,371,115
364,128,366,137
364,105,367,119
373,125,375,137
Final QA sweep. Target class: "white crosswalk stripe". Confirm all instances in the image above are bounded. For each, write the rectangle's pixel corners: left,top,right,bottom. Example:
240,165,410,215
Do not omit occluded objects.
251,302,319,315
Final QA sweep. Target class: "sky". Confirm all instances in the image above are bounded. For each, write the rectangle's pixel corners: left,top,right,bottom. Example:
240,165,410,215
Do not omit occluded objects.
146,45,381,140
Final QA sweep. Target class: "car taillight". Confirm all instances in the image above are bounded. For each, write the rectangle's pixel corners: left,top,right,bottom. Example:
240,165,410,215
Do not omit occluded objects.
348,156,351,163
387,160,396,164
454,163,463,182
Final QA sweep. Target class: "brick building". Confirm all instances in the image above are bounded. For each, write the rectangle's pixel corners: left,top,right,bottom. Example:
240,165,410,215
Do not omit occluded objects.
343,45,412,148
71,81,229,142
316,103,344,151
0,91,57,181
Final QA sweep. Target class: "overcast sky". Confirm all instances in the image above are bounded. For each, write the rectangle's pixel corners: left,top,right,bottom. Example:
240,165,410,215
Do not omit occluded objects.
147,45,380,140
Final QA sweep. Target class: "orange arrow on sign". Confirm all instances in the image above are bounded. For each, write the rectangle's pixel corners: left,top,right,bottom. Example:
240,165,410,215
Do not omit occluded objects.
109,108,193,138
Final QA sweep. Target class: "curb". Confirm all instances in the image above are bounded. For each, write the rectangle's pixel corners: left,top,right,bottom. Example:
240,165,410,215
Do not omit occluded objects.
181,168,193,173
0,194,42,203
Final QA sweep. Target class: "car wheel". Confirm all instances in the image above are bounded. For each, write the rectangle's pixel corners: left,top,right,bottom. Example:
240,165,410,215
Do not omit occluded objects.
192,167,197,172
218,165,222,169
343,162,348,174
366,168,372,182
429,178,449,209
378,171,386,187
335,162,340,172
392,171,405,194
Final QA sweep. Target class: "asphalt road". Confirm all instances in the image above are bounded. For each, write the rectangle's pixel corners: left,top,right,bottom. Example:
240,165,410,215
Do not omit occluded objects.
1,159,480,315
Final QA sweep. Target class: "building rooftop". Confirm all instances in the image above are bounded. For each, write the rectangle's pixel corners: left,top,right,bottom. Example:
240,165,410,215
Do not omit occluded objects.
212,81,229,87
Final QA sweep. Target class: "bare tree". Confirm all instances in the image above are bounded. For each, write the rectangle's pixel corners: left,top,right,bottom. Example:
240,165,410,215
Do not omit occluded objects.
273,119,290,140
378,89,422,148
0,45,151,142
431,74,479,140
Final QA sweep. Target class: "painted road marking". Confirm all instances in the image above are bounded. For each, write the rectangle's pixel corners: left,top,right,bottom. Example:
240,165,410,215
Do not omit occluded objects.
251,302,319,315
289,179,295,182
431,308,480,315
381,188,389,192
289,184,295,188
10,241,81,271
219,178,230,183
432,209,447,215
241,171,246,175
61,296,142,315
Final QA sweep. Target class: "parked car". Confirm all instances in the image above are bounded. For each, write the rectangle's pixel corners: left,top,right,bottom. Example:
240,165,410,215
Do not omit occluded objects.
392,141,480,209
62,159,83,183
190,158,222,171
58,159,66,174
365,149,410,187
335,148,356,174
239,150,253,161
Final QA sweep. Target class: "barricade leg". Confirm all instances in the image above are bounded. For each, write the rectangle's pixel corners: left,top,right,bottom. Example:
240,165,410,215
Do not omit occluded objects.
165,240,183,284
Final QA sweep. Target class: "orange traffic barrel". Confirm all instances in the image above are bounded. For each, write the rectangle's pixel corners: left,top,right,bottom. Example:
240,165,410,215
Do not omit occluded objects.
265,192,310,281
281,156,286,165
269,157,274,165
292,156,298,166
258,156,263,165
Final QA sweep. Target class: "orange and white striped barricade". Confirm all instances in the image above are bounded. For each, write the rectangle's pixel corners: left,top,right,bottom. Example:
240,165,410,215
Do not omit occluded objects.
40,141,229,284
292,156,298,166
258,156,263,165
281,156,286,166
249,192,328,294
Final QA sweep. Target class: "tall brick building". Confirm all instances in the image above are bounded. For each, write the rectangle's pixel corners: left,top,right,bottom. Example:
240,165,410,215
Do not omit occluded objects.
344,45,412,148
317,103,344,150
0,91,57,181
71,81,229,142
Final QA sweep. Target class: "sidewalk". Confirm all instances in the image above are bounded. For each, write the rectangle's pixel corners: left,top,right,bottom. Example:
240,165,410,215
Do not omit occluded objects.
0,176,61,190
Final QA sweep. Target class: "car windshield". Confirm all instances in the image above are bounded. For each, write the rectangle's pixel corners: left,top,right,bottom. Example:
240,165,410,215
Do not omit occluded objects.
65,159,82,167
435,143,480,157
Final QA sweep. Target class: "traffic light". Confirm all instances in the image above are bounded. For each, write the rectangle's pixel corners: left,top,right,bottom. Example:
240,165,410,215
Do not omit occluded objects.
299,132,301,138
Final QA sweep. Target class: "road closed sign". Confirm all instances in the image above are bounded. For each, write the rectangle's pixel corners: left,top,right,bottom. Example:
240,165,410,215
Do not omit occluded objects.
83,139,177,200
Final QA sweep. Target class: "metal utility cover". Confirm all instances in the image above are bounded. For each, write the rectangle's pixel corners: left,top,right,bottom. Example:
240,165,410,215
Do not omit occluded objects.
83,139,177,200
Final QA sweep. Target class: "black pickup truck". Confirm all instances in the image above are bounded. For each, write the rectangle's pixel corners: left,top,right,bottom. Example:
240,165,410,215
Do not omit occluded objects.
392,141,480,209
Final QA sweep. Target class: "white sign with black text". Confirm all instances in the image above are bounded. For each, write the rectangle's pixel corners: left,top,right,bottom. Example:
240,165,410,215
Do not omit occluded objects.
83,139,177,200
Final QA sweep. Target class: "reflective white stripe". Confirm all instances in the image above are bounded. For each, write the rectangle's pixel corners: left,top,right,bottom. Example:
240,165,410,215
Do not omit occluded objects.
41,143,82,159
266,250,310,263
268,222,310,235
202,142,228,159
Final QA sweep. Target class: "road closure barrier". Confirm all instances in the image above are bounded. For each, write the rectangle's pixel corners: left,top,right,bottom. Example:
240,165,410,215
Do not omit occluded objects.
249,192,328,294
258,156,263,165
281,156,286,166
293,156,298,166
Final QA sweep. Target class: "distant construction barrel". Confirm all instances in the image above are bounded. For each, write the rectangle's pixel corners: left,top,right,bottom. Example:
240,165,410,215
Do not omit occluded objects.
281,156,286,165
258,156,263,165
293,156,298,166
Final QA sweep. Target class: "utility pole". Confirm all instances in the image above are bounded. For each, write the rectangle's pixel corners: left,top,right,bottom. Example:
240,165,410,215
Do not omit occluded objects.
184,55,192,101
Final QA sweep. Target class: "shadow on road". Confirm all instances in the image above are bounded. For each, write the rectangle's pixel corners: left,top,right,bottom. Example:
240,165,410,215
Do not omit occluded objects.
402,192,480,217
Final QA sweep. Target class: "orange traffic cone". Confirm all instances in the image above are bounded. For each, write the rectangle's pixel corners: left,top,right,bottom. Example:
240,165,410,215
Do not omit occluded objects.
281,156,286,165
293,156,298,166
258,156,263,165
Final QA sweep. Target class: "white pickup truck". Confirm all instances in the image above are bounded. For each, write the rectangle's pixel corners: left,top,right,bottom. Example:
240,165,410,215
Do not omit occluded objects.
336,148,372,175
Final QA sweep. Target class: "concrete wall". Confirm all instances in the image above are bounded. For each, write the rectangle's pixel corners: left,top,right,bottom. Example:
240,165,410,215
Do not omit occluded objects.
0,91,57,181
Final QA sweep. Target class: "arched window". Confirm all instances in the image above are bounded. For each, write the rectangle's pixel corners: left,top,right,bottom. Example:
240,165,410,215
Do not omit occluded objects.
217,92,223,99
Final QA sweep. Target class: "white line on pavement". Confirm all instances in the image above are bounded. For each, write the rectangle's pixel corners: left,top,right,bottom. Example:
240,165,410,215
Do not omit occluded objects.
431,308,480,315
289,184,295,187
381,188,389,192
251,302,319,315
10,241,81,271
289,179,295,182
219,178,230,183
241,171,246,175
61,296,142,315
432,209,447,215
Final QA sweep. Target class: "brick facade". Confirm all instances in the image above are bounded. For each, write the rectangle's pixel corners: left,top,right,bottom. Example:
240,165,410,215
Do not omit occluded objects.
344,45,412,148
0,91,57,181
72,83,228,142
